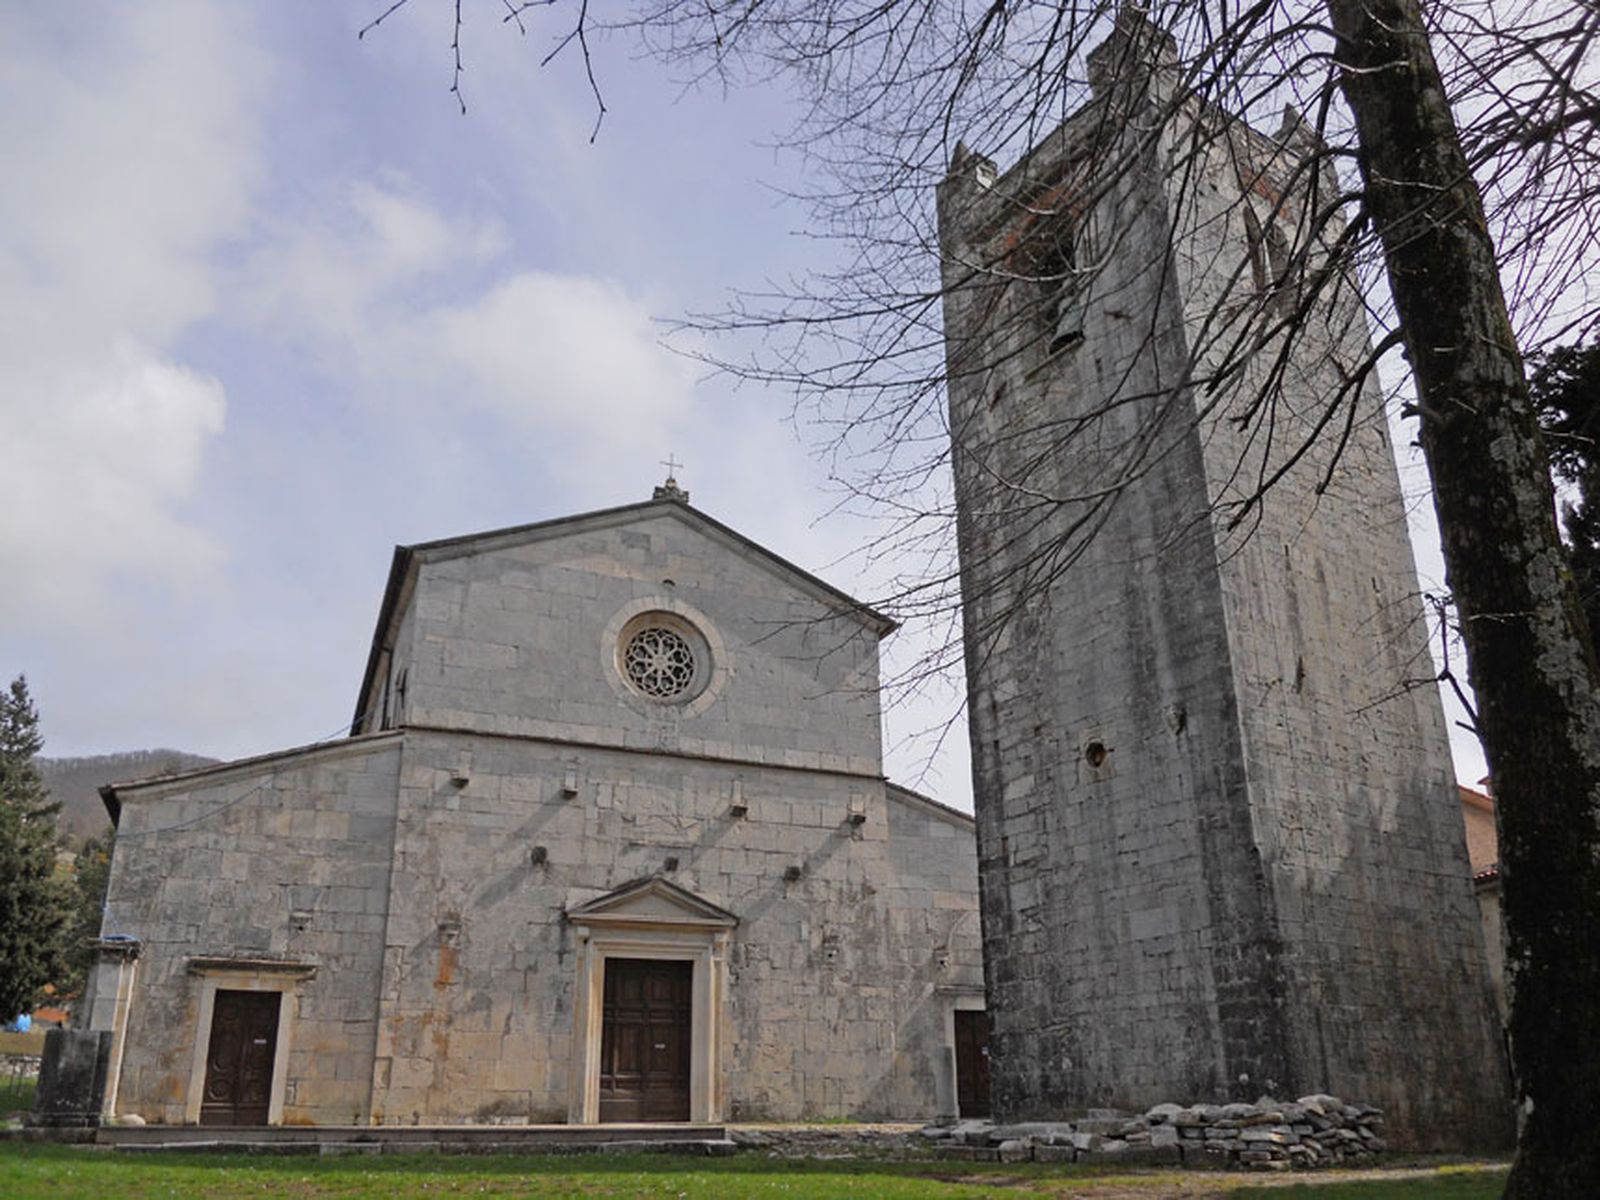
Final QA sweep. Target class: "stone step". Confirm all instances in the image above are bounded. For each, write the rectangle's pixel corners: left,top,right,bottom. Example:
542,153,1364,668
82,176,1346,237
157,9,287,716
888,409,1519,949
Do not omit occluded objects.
96,1123,728,1154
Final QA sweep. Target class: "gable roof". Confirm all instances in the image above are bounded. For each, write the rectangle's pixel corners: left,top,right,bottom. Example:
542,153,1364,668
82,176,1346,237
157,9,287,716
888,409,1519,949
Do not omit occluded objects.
352,496,896,733
565,875,740,929
98,731,404,826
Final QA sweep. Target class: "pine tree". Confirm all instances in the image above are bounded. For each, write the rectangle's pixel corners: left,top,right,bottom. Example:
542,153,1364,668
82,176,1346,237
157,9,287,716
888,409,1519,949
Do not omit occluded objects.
0,676,70,1022
60,828,113,997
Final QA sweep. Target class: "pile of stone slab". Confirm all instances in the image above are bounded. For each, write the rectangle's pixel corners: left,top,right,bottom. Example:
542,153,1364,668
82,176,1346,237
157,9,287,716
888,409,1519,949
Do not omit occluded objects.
925,1095,1386,1171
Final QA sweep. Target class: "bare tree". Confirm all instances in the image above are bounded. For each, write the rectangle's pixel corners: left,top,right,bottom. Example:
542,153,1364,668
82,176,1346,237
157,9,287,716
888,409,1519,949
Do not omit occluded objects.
367,0,1599,1188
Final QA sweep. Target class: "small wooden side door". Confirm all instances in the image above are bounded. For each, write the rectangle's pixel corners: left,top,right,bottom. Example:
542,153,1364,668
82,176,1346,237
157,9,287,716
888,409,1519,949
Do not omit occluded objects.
598,959,692,1122
954,1009,992,1118
200,990,280,1126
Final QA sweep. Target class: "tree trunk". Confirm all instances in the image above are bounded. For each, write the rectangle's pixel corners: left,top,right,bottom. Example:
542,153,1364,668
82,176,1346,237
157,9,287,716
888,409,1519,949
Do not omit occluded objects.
1326,0,1600,1191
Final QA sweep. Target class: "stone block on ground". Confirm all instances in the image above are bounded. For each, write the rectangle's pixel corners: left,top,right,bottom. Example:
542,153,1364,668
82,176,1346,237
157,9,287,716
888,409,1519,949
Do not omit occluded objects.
1298,1094,1343,1113
1239,1110,1283,1126
989,1122,1071,1142
30,1029,112,1128
1239,1127,1293,1145
1115,1144,1183,1166
938,1145,1000,1162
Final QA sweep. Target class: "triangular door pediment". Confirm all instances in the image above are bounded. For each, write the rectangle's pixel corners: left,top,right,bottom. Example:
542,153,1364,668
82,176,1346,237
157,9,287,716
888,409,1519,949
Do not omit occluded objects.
565,875,739,930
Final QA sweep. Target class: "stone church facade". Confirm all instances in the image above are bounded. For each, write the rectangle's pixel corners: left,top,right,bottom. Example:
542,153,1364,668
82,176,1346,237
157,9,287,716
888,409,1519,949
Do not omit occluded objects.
87,488,983,1126
935,14,1509,1148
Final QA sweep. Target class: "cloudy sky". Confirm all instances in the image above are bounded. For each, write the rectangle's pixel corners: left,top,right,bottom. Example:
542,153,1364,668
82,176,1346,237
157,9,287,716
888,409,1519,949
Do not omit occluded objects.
1,1,1484,803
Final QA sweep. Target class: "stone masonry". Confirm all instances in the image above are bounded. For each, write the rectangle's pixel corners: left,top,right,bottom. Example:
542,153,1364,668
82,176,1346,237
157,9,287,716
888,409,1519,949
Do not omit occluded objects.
928,1093,1392,1171
93,497,984,1126
936,15,1510,1147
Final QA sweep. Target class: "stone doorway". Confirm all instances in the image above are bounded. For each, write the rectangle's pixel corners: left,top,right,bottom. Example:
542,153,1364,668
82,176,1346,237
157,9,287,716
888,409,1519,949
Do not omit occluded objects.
954,1009,992,1118
565,876,737,1124
199,989,280,1125
598,958,693,1122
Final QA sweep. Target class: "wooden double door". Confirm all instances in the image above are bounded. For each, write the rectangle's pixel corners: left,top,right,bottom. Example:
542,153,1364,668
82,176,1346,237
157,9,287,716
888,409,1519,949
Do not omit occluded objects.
598,958,693,1122
200,989,280,1126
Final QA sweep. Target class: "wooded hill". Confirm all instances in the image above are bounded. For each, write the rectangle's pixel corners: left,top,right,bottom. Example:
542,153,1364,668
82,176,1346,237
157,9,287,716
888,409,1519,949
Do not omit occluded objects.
38,750,217,843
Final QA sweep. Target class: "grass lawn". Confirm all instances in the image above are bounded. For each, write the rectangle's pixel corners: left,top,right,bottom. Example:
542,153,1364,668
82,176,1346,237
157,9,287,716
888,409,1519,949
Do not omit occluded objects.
1228,1168,1508,1199
0,1144,1509,1199
0,1077,37,1119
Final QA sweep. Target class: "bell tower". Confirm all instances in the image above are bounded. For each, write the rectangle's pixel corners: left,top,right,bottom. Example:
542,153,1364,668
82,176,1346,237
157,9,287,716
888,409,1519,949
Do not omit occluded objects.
937,13,1509,1147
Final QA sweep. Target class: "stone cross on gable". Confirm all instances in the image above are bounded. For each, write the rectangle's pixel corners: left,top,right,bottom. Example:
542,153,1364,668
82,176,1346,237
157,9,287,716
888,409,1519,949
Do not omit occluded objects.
653,455,690,504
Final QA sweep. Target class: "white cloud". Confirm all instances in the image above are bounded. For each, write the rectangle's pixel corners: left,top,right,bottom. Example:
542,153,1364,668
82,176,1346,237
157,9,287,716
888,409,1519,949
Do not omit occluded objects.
243,178,507,348
0,342,226,620
243,180,698,454
351,180,508,279
429,272,698,446
0,3,266,624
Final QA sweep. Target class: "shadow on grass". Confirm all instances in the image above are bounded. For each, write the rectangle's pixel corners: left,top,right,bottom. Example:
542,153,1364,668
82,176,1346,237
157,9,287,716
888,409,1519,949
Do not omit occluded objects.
1228,1166,1509,1199
4,1144,1154,1179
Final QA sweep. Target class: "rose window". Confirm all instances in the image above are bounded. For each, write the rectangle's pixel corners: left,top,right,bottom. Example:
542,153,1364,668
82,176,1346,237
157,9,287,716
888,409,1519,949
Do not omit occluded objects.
623,627,697,699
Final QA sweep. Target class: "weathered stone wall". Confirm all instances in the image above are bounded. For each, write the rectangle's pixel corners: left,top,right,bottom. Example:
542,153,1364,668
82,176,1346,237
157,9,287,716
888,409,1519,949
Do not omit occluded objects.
368,731,979,1123
100,510,981,1126
941,93,1287,1119
936,19,1508,1148
1475,882,1507,1022
1170,111,1507,1146
101,734,978,1125
381,510,885,778
102,737,402,1125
